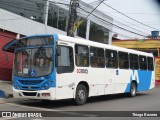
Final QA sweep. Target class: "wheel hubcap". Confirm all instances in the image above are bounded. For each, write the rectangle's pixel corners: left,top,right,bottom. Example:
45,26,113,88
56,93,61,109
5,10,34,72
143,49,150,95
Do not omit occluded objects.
78,90,85,101
131,85,136,95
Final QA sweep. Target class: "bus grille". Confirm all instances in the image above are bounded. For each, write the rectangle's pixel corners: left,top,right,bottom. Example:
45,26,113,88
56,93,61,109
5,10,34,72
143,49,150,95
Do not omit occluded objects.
18,80,43,85
21,86,40,91
22,92,37,96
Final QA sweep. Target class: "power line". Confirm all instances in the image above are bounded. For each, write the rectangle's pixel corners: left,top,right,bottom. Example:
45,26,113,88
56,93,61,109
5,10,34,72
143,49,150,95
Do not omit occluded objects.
0,0,149,38
103,2,160,31
78,11,134,39
78,6,147,37
85,0,105,19
79,7,149,36
102,11,152,33
99,12,160,16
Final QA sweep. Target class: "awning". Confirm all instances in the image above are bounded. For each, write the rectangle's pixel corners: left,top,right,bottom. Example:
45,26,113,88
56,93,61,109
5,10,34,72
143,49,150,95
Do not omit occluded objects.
2,40,18,53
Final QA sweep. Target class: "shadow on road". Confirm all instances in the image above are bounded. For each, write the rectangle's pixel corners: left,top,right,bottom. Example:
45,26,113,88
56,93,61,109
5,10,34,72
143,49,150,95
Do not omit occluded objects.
16,92,149,109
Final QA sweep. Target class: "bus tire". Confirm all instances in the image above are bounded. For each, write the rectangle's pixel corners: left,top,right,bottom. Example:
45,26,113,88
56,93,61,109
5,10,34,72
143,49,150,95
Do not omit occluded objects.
75,84,88,105
129,82,137,97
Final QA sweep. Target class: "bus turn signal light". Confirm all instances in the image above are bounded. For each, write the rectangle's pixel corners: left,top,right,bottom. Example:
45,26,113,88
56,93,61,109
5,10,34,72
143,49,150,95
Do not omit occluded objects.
41,93,50,97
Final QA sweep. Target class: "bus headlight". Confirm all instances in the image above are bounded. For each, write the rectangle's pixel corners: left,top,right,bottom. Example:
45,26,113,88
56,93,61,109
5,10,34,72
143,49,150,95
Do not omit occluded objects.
13,81,20,89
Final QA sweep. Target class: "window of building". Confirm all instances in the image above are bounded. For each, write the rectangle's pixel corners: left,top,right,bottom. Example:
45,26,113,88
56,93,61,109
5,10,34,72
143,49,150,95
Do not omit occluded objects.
58,7,67,31
139,55,147,70
77,18,87,39
48,4,68,31
48,4,58,28
105,49,118,68
129,54,139,70
57,46,74,73
0,0,46,23
75,44,89,67
89,22,109,44
147,57,154,71
118,52,129,69
90,47,105,68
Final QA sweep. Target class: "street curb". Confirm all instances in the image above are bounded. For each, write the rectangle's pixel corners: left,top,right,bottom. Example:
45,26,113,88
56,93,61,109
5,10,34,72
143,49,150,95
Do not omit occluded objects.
0,90,13,98
0,90,7,98
0,98,5,104
0,80,13,99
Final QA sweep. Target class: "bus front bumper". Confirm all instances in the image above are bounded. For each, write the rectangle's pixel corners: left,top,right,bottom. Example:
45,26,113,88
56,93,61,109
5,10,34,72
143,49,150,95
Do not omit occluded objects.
13,87,56,100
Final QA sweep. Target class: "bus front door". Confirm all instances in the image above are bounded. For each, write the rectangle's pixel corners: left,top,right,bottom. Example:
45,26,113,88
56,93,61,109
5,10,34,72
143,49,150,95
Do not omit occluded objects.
55,44,75,100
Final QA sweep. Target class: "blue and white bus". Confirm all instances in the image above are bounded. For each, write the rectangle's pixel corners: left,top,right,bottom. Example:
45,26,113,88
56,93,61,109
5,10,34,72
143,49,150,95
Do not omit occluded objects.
3,34,155,105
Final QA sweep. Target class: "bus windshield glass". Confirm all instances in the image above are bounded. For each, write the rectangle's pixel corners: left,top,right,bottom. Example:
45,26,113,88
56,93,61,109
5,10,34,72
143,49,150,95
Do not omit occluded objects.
14,47,53,77
18,36,54,47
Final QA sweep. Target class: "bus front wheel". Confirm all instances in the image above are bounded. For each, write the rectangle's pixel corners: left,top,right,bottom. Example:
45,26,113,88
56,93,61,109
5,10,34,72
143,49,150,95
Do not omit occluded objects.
129,82,137,97
75,84,88,105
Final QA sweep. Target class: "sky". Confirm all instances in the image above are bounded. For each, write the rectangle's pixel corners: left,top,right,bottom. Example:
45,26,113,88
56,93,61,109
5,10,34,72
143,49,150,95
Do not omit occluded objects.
82,0,160,39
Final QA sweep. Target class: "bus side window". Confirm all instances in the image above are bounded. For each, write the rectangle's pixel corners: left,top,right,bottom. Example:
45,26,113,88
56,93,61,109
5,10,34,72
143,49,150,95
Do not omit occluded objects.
75,44,89,67
129,54,139,70
90,47,105,68
118,51,129,69
139,55,147,70
57,46,74,73
105,49,118,68
147,57,154,71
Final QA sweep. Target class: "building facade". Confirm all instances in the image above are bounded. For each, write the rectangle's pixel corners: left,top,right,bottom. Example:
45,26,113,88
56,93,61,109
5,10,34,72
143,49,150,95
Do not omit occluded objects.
0,0,113,81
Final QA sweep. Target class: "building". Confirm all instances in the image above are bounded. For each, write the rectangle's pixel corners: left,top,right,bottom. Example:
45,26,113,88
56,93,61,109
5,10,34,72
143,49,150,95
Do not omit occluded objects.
0,0,113,81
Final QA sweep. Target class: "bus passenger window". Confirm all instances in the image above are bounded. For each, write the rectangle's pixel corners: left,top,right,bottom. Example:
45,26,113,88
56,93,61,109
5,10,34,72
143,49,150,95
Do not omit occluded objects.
129,54,139,70
147,57,154,71
105,49,118,68
139,55,147,70
118,52,129,69
75,44,89,67
57,46,74,73
90,47,105,68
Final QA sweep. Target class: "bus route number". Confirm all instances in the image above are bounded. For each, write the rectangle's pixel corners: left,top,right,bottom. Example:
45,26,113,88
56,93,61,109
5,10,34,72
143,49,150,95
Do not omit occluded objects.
77,69,88,74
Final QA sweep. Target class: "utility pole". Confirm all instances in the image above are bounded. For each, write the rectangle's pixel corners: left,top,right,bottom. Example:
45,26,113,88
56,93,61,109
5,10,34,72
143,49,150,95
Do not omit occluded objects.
67,0,79,37
67,0,105,37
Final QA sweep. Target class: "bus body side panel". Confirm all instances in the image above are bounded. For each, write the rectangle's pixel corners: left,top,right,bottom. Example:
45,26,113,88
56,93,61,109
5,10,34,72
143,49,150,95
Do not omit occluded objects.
86,68,106,97
125,70,155,92
105,69,132,95
150,71,155,89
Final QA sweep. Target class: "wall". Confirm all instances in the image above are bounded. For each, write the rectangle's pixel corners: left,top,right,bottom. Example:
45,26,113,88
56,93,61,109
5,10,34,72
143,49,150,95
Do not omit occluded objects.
0,29,16,81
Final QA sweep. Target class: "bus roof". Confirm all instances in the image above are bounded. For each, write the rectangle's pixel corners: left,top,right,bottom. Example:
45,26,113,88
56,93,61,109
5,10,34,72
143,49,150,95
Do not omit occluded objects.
57,34,153,57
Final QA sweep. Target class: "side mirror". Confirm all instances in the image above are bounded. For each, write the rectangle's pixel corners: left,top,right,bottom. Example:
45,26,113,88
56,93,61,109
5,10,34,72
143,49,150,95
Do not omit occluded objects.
56,46,61,56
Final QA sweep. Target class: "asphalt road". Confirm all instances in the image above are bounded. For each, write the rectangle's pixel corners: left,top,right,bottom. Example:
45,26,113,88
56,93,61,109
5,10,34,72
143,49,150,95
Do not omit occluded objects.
0,87,160,120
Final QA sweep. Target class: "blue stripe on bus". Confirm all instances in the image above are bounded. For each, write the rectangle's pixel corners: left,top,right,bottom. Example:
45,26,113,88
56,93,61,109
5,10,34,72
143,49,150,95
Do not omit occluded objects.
125,70,152,93
137,71,152,91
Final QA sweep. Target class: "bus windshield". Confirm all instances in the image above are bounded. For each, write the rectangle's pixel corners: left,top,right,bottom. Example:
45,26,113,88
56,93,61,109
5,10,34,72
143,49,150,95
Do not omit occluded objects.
14,47,53,77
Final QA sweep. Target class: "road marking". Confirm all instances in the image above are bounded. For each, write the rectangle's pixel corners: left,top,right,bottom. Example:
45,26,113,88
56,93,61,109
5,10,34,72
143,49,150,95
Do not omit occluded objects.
4,103,98,117
0,117,18,120
6,102,60,111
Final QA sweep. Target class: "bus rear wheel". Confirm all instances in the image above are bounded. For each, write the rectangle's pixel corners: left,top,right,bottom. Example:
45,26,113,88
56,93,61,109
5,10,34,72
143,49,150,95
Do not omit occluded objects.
129,82,137,97
75,84,88,105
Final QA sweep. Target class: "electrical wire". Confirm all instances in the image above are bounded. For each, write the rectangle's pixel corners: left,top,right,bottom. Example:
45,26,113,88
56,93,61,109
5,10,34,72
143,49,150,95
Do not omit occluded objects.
78,6,147,37
85,0,105,19
103,2,160,31
77,11,134,39
0,0,151,38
